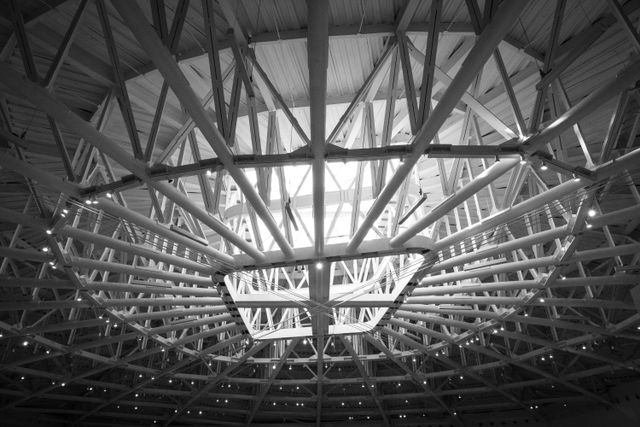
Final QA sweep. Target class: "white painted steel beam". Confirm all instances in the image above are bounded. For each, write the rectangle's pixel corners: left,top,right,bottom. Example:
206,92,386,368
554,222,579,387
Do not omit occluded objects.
0,64,265,262
346,0,529,253
96,198,235,267
391,159,520,246
111,0,293,260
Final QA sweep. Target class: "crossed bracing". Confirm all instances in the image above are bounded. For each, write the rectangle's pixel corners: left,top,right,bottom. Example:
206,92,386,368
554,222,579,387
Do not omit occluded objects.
1,0,640,425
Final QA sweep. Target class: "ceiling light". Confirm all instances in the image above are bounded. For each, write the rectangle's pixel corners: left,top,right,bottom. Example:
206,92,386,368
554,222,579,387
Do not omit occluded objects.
315,262,323,270
45,229,52,235
540,163,548,171
105,192,113,198
588,209,596,217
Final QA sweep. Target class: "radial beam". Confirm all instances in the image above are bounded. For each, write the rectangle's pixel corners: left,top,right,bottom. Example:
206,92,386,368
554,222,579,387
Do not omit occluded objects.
96,0,143,159
393,54,640,248
307,0,329,257
0,48,264,263
111,0,293,259
417,0,440,128
391,158,519,247
346,0,528,252
306,0,331,344
57,225,215,275
406,38,518,140
96,198,234,267
521,57,640,153
201,0,228,139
